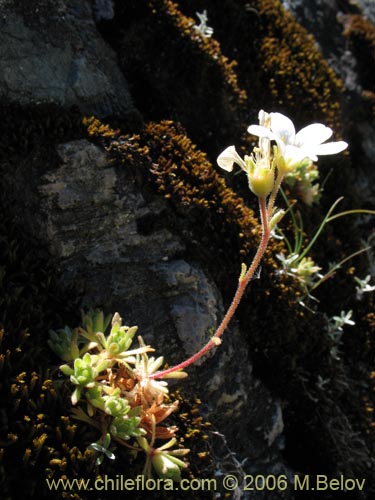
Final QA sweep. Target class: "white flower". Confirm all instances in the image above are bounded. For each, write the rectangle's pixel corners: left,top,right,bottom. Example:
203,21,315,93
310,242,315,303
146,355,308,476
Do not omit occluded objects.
248,111,348,173
193,10,214,38
217,145,275,197
276,252,300,270
331,310,355,331
217,112,275,198
354,275,375,300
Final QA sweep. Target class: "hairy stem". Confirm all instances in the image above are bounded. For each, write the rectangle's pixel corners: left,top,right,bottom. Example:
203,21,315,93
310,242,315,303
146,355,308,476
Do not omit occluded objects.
150,197,271,379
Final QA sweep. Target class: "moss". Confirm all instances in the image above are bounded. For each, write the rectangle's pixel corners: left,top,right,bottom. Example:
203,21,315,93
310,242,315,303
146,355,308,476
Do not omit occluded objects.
255,0,344,128
83,116,150,167
96,0,246,156
1,358,97,499
179,0,344,133
0,210,94,499
166,392,214,485
147,0,246,102
340,13,375,96
143,120,261,262
0,102,84,157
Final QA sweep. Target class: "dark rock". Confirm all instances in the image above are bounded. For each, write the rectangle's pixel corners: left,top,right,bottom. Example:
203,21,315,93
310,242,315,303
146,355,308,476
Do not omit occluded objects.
152,259,221,363
0,0,138,119
92,0,114,22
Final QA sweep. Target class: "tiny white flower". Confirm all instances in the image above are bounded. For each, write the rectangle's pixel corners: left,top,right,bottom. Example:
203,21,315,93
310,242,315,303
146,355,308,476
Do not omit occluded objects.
276,252,300,269
331,310,355,331
248,111,348,173
354,274,375,300
193,10,214,38
316,375,330,389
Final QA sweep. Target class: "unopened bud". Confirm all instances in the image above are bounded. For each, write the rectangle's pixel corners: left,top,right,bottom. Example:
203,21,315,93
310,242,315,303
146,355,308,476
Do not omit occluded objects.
269,209,285,230
151,452,185,481
112,312,122,326
239,262,247,282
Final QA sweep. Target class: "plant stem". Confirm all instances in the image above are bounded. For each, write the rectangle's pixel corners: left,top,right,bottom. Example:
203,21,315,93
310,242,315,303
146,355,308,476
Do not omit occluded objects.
297,197,343,262
309,246,370,292
279,187,302,255
150,197,271,379
326,208,375,223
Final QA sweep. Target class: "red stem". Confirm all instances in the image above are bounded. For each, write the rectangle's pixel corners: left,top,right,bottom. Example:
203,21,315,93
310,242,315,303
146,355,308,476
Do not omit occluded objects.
149,198,270,379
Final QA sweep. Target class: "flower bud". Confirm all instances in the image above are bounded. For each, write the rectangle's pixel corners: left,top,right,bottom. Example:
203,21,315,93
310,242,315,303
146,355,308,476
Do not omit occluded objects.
151,451,185,482
269,209,285,231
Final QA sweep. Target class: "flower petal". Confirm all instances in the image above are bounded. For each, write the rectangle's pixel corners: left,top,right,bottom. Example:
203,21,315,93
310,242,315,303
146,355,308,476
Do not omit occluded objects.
247,124,276,140
313,141,348,156
295,124,332,147
270,113,296,145
284,144,314,162
216,146,236,171
217,145,246,171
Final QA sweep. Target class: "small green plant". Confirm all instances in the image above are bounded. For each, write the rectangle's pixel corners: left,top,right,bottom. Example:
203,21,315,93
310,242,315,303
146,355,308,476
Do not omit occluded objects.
88,433,116,465
49,310,188,481
50,110,357,481
274,193,375,299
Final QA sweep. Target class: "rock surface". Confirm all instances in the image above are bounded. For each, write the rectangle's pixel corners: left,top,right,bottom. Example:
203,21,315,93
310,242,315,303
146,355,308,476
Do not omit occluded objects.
0,0,138,118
